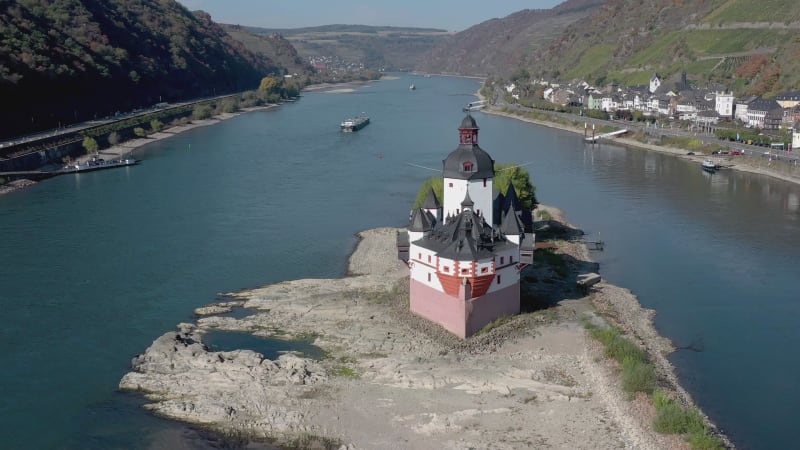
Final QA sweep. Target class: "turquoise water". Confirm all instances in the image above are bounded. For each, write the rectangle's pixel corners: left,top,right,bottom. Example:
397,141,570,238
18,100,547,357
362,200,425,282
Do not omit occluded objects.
0,74,798,449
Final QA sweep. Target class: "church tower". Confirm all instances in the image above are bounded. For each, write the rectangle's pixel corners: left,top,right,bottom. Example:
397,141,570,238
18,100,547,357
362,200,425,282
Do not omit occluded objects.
398,112,535,338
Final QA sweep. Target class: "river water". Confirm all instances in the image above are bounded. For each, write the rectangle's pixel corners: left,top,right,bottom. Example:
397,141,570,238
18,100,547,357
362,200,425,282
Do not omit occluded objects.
0,75,798,449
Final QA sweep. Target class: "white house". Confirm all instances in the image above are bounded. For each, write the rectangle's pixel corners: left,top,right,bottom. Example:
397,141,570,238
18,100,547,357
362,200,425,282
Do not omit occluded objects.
649,73,662,94
715,91,735,118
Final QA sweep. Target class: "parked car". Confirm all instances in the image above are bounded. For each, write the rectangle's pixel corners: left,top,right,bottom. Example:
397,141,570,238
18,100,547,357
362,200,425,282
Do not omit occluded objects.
730,150,742,156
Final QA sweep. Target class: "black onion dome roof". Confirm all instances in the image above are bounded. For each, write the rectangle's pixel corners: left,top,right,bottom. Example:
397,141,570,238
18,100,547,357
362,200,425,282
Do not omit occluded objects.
460,114,479,130
442,145,494,180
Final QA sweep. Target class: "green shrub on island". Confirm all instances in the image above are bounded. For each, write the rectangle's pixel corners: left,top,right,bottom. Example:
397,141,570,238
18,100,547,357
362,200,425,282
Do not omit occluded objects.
413,177,444,209
652,389,724,450
621,356,655,394
586,324,646,364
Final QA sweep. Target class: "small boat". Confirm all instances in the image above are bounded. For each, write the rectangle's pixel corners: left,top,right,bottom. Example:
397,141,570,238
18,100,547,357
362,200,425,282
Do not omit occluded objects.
62,156,140,173
409,84,416,91
341,115,369,132
701,159,716,172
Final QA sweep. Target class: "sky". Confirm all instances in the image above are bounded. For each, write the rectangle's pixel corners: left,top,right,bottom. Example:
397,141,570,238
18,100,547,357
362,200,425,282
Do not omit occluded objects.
175,0,564,31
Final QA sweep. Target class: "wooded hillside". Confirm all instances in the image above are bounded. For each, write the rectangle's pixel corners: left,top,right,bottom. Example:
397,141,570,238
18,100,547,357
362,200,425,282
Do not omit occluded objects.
0,0,282,139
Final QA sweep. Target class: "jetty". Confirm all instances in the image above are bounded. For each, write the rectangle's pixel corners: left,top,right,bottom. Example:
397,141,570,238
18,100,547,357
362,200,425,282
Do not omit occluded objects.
584,128,628,143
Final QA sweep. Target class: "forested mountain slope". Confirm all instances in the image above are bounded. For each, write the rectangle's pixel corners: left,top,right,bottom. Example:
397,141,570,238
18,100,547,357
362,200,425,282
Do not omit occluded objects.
418,0,800,97
530,0,800,96
220,24,314,76
0,0,282,138
415,0,603,77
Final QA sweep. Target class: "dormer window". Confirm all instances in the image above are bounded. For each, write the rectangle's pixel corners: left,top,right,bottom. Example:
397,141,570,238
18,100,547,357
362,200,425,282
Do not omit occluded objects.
463,161,473,172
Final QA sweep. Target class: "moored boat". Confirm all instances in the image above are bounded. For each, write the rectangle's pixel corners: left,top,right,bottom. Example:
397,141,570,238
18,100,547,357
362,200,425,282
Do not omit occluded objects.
701,159,717,172
340,115,370,132
61,156,140,174
409,84,416,91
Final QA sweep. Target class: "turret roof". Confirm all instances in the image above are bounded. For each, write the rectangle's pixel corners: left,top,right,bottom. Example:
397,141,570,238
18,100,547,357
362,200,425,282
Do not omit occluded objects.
408,208,436,232
413,209,515,261
422,186,441,209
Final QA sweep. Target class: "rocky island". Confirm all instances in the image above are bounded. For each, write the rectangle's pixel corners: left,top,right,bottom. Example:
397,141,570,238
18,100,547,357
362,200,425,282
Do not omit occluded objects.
120,206,719,449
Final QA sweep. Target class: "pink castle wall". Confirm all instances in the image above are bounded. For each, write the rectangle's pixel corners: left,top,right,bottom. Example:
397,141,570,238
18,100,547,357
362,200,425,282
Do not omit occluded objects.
410,279,520,338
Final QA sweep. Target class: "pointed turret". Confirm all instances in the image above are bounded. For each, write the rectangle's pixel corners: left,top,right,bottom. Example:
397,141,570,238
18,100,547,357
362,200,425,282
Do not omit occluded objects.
500,207,525,244
421,186,442,222
502,183,520,215
461,190,474,210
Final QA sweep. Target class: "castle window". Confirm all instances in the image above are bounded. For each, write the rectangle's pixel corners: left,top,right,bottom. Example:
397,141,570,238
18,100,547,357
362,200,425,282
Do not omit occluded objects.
418,253,422,259
461,268,468,274
510,256,513,263
428,273,431,282
497,275,501,284
444,266,450,272
483,178,487,187
428,255,431,263
500,256,505,264
449,182,453,188
482,267,488,273
463,161,473,172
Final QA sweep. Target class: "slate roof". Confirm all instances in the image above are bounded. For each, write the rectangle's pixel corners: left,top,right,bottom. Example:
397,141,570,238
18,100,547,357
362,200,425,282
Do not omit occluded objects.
499,208,524,236
421,186,441,209
413,209,515,261
408,208,436,232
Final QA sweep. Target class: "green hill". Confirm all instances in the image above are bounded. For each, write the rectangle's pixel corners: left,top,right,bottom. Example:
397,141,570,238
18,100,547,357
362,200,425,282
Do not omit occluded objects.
418,0,800,97
530,0,800,96
0,0,284,139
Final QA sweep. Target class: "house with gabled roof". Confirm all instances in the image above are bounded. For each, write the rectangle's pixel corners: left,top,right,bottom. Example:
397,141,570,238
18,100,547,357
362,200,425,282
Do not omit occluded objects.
649,73,661,94
746,98,782,129
735,96,758,124
776,91,800,109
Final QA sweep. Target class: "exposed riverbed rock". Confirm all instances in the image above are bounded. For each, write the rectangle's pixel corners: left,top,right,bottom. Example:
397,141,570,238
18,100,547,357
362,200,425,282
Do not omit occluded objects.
120,224,709,449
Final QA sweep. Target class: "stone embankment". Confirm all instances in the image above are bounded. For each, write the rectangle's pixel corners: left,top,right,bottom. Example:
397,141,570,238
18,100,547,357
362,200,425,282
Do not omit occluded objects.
120,209,723,449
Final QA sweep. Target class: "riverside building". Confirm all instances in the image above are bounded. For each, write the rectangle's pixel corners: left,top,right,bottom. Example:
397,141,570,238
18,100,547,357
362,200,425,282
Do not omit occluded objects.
397,113,535,338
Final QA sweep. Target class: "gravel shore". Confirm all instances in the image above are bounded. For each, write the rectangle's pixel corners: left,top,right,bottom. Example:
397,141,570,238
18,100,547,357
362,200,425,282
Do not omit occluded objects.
120,207,726,449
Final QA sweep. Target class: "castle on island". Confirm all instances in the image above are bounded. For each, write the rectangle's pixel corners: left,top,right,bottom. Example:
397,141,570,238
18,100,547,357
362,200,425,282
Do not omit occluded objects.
397,112,535,338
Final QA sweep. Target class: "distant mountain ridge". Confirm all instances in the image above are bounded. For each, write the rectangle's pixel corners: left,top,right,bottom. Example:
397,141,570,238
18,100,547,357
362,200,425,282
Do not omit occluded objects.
0,0,286,138
243,24,451,72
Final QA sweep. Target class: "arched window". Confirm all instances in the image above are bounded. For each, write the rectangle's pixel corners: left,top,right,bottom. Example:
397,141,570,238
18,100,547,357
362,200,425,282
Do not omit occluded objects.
463,161,473,172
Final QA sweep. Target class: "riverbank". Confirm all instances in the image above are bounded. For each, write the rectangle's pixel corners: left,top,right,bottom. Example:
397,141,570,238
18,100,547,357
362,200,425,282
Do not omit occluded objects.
120,207,729,449
484,107,800,187
0,105,279,197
